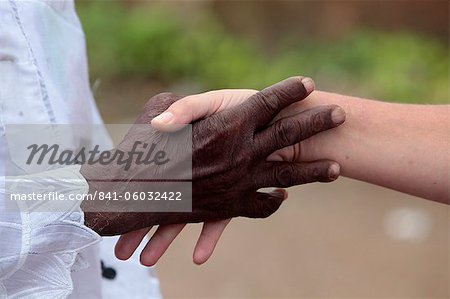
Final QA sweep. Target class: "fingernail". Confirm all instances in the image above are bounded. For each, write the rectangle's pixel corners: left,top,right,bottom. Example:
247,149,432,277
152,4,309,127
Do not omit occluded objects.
301,77,315,94
276,189,288,200
328,163,340,181
152,111,174,124
266,153,284,162
193,250,206,265
267,188,287,199
331,107,346,125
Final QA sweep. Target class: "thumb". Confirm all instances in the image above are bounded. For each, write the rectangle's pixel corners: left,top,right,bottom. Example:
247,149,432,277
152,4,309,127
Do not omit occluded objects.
151,89,257,132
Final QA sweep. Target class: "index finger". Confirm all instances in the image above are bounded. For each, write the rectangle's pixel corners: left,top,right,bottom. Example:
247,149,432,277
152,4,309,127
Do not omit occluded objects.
151,90,257,132
238,76,315,129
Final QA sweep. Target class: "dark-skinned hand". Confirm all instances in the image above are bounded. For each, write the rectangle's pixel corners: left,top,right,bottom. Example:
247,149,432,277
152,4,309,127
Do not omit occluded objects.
81,77,342,236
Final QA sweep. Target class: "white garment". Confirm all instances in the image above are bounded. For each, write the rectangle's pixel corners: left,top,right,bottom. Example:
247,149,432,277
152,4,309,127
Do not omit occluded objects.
0,0,161,298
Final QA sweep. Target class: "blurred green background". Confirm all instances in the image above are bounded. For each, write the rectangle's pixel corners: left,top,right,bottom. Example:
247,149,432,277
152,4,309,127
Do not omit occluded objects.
77,0,448,124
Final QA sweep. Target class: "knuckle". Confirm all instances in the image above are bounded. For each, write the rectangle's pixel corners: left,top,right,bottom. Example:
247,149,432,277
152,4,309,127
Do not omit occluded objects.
310,112,326,133
144,92,174,112
309,164,327,181
150,92,179,107
271,88,289,102
311,166,322,179
296,119,307,138
255,92,279,115
274,164,296,187
273,121,292,147
146,92,173,105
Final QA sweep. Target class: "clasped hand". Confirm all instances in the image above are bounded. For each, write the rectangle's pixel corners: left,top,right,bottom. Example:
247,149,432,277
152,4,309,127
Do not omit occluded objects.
81,77,345,265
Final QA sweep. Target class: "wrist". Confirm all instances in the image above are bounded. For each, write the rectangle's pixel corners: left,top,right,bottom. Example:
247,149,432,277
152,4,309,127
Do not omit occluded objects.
80,163,105,194
79,162,119,212
300,91,368,169
299,91,350,160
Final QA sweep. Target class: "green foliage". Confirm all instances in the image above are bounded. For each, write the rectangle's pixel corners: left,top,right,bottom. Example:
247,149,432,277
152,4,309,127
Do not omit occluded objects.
78,2,448,104
273,32,449,103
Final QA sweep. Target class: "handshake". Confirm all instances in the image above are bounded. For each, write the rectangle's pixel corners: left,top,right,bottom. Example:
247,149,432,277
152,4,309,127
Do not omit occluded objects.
81,77,346,265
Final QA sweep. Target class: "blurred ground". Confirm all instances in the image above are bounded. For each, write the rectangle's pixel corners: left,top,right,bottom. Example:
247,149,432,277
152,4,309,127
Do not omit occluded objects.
155,178,448,299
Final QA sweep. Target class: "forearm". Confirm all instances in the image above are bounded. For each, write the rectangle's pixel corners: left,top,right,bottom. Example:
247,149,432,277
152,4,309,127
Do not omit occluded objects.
302,91,450,203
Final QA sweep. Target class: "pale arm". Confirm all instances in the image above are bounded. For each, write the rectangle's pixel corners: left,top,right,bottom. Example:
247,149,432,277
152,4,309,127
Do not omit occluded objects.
274,91,450,203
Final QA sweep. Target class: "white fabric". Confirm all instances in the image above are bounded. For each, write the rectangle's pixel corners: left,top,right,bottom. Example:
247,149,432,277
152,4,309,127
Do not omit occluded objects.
0,166,100,299
0,0,161,298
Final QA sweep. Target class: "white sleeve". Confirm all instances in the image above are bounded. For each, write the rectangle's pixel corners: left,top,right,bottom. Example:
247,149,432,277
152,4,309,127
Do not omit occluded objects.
0,165,101,298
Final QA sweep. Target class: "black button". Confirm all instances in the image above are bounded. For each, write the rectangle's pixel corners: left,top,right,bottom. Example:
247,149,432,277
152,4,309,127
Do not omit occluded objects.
101,260,117,280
